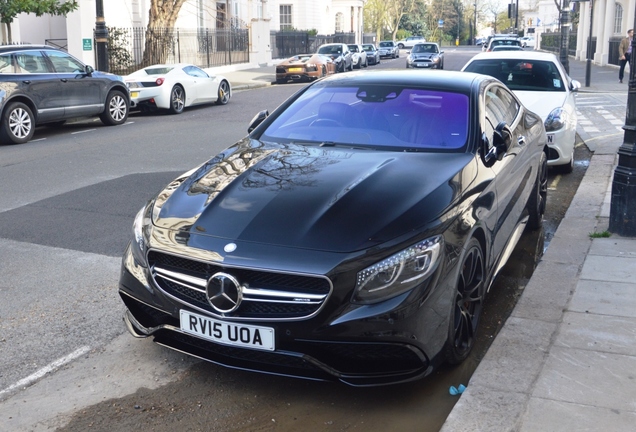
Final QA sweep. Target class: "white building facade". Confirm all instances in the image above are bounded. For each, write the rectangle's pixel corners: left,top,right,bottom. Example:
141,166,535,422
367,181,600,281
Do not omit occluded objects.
6,0,365,67
576,0,635,66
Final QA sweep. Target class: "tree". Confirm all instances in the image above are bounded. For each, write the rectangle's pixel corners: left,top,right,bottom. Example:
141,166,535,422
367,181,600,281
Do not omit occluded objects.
142,0,188,66
0,0,78,43
364,0,391,42
386,0,418,41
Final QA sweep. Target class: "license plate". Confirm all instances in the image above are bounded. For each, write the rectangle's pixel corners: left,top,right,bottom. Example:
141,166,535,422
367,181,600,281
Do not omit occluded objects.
180,310,275,351
547,134,554,144
131,91,139,98
416,64,430,68
288,67,303,72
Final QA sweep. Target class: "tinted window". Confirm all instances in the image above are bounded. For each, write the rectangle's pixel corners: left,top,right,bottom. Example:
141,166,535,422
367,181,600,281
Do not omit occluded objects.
485,85,519,127
261,84,470,151
184,66,208,78
13,51,50,74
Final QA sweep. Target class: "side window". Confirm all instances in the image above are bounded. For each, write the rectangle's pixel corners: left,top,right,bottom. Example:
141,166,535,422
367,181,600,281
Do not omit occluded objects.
185,66,208,78
14,51,50,74
44,50,85,73
485,85,518,127
0,53,13,73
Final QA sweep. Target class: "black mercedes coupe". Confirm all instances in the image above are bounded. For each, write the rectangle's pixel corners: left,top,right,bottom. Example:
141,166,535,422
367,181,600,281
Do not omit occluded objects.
119,71,548,386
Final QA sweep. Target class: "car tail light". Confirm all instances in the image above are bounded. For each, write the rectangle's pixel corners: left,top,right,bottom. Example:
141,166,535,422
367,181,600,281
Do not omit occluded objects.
156,78,164,86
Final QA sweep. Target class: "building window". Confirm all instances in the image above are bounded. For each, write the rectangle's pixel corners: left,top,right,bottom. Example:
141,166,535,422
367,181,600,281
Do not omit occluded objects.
280,4,292,30
615,3,623,34
335,12,343,33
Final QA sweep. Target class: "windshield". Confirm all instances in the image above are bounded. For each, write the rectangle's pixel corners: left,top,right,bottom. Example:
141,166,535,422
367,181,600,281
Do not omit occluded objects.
260,84,469,151
464,59,565,92
318,45,342,55
379,42,394,48
412,44,438,53
362,45,375,51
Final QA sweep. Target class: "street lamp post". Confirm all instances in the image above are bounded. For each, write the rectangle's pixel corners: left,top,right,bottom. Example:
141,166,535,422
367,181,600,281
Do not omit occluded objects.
474,2,477,44
585,0,594,87
559,0,571,73
95,0,109,72
609,10,636,236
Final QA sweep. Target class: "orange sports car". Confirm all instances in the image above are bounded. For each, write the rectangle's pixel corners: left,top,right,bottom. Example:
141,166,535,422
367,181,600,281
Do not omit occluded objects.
276,54,337,84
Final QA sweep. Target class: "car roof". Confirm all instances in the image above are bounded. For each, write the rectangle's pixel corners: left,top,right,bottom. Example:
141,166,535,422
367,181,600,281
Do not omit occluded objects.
467,51,559,62
0,44,60,53
314,70,490,93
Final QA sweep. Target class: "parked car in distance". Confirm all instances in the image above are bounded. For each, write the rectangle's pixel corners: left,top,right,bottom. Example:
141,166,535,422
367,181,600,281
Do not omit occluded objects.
486,37,522,52
275,54,337,83
377,40,399,58
396,36,426,49
362,43,381,65
482,33,519,51
462,51,579,172
492,45,525,52
0,44,129,145
520,36,536,48
119,70,548,386
317,43,353,72
125,63,231,114
347,44,368,69
406,43,444,69
475,37,486,46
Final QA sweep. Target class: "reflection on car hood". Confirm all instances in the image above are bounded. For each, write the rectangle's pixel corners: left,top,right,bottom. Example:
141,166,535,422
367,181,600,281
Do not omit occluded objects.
514,90,569,120
153,139,473,253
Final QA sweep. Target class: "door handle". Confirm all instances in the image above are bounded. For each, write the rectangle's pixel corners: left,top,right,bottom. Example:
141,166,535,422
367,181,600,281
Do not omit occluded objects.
517,135,526,146
60,79,68,83
22,80,31,84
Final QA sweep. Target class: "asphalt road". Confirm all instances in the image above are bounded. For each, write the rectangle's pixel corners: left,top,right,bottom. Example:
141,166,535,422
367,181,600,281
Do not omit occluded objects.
0,48,593,432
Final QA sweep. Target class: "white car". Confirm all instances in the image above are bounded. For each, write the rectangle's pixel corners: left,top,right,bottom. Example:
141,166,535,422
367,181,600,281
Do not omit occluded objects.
396,36,426,49
521,36,536,48
125,63,231,114
462,51,580,172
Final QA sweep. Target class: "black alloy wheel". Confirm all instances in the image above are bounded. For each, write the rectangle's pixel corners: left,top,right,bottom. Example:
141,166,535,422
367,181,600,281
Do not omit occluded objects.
528,151,548,230
169,85,185,114
99,90,129,125
444,237,485,364
216,80,230,105
0,101,34,144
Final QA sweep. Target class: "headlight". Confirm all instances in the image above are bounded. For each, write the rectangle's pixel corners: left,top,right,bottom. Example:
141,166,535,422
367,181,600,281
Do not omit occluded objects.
131,203,153,267
545,107,569,132
353,236,443,304
431,56,440,63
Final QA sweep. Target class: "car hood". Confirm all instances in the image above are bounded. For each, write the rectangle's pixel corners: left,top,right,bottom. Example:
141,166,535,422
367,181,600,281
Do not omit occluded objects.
152,139,474,253
513,91,568,120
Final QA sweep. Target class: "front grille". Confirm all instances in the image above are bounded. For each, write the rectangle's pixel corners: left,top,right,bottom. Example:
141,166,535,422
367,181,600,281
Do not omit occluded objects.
147,250,331,321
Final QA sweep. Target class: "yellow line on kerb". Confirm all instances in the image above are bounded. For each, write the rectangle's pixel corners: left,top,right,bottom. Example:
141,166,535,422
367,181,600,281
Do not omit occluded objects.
578,132,623,146
548,174,561,190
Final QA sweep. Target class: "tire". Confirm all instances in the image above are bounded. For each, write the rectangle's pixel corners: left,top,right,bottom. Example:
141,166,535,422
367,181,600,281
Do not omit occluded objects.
99,90,128,125
216,80,230,105
321,65,327,78
528,151,548,230
398,43,405,49
0,102,34,144
354,58,361,69
443,237,485,365
276,78,286,84
363,58,368,68
168,85,185,114
348,60,354,71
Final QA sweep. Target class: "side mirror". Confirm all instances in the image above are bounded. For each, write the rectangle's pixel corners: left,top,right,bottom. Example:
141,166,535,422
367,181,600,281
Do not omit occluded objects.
570,79,581,92
483,122,512,165
84,65,94,75
492,122,512,160
247,110,269,133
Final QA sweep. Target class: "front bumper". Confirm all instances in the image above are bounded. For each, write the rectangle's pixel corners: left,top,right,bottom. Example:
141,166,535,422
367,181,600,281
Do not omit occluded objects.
119,242,452,386
546,125,576,167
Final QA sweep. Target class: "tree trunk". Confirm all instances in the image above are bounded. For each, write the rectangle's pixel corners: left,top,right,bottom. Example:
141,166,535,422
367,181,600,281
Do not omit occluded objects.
141,0,188,66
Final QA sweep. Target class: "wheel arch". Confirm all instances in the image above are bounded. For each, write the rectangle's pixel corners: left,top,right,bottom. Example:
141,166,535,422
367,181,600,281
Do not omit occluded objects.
2,95,38,122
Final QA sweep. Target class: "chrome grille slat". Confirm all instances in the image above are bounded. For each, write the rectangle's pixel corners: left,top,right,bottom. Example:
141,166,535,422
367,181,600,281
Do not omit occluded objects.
147,250,332,321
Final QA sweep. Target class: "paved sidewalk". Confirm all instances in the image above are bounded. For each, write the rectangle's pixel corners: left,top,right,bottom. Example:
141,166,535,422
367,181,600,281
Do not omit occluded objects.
215,56,636,430
441,59,636,431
